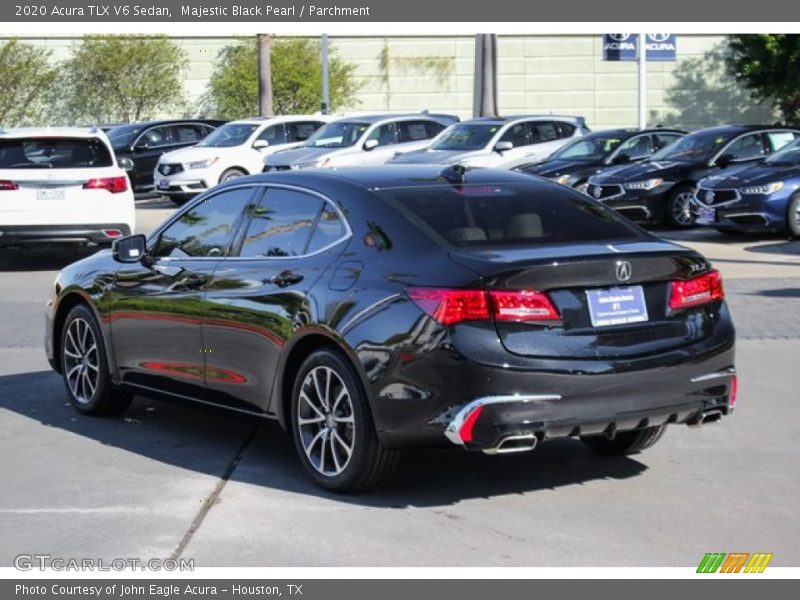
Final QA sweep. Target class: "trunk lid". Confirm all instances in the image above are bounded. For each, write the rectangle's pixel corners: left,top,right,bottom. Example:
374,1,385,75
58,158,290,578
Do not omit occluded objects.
449,240,713,359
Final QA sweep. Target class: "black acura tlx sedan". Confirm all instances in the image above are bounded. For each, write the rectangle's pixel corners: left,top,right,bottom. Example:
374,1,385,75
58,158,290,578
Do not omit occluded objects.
45,166,736,492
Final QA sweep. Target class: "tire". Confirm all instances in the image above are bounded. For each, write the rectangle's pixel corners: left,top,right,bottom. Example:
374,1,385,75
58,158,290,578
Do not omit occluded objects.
666,185,697,229
786,194,800,239
60,304,132,416
580,425,667,456
219,168,246,184
290,349,399,493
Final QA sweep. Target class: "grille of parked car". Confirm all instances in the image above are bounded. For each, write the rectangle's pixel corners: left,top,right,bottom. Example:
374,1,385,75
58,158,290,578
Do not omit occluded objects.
696,188,739,205
587,183,624,200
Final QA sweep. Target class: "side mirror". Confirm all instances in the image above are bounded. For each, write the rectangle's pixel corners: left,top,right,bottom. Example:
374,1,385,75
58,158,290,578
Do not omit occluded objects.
494,141,513,153
715,153,735,168
112,234,147,264
253,139,270,151
363,139,379,151
612,152,632,165
118,157,135,172
133,140,150,151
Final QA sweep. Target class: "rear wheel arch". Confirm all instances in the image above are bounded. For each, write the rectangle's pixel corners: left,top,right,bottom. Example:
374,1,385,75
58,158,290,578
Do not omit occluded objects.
274,331,373,430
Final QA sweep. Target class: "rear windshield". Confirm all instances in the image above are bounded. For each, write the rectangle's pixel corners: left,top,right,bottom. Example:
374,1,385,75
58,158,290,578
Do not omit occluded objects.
379,183,643,248
0,138,113,169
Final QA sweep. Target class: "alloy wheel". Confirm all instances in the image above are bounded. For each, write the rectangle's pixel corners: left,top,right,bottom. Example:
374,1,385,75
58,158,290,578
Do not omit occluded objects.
63,318,99,405
296,366,355,477
672,191,696,226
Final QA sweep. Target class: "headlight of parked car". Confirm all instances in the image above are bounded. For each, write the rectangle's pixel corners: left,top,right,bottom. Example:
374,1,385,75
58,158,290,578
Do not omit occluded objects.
624,178,664,191
118,157,134,172
739,182,784,195
187,157,219,170
555,174,574,186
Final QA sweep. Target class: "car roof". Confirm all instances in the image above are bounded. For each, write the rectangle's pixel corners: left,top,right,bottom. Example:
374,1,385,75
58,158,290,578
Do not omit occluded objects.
0,127,109,139
583,127,686,138
106,119,223,130
690,124,796,136
326,113,455,124
464,115,586,125
230,115,330,125
227,165,545,193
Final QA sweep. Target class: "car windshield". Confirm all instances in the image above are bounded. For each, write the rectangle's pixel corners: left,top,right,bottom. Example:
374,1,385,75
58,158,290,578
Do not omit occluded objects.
764,139,800,166
197,123,258,147
304,121,369,148
0,138,113,169
106,125,144,147
379,183,642,248
550,135,626,161
429,124,500,151
650,131,731,162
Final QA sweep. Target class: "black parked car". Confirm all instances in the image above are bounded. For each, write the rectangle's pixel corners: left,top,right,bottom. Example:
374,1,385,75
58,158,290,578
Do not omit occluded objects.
586,125,800,228
515,128,685,191
45,166,736,492
107,119,225,193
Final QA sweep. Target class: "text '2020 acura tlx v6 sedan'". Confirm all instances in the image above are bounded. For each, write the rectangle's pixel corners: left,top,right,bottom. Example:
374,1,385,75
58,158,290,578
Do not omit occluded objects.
45,166,737,492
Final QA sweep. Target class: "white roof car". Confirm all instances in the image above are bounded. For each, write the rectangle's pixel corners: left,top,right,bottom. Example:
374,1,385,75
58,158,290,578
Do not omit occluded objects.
389,115,590,169
154,116,332,205
263,113,459,171
0,127,135,249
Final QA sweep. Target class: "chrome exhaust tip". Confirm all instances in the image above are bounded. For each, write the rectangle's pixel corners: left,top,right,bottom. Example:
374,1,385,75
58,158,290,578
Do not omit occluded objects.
483,434,538,455
688,408,724,428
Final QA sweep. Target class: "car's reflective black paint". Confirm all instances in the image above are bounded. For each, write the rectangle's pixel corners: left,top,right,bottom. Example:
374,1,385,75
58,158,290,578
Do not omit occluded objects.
516,128,685,189
586,125,800,227
46,167,736,459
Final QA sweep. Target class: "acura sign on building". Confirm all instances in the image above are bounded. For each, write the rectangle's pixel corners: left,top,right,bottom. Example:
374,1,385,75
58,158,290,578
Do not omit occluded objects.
603,34,677,61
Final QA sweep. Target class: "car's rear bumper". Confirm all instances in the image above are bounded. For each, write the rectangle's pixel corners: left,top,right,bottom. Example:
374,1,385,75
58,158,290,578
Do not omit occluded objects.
0,224,132,247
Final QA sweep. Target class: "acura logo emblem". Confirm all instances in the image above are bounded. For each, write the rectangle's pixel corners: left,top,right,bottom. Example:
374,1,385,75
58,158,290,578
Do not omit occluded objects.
593,186,602,198
616,261,632,282
706,191,715,203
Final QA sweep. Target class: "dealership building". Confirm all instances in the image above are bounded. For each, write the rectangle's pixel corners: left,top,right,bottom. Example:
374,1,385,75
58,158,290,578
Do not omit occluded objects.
10,34,775,130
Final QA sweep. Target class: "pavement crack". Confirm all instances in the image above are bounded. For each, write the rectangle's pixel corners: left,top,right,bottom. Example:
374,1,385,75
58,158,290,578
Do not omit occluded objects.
169,425,259,560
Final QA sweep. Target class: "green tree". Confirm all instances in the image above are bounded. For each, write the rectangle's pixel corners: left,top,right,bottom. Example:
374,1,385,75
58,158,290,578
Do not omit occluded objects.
726,34,800,125
0,39,57,126
61,35,187,124
206,37,359,119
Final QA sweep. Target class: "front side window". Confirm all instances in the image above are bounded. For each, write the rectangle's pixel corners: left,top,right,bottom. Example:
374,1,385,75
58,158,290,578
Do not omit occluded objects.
257,124,287,145
651,131,731,162
154,187,255,258
172,124,207,144
139,126,170,148
551,136,624,161
0,137,113,169
397,121,438,143
500,123,531,147
430,124,500,151
366,123,399,147
724,133,766,161
197,124,259,148
305,121,370,148
616,135,653,160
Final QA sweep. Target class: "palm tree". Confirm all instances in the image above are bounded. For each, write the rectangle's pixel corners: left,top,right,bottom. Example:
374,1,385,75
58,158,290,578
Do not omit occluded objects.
257,34,273,117
474,34,498,118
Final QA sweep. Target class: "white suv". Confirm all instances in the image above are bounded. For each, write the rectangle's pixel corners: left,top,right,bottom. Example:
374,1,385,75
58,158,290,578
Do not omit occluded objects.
389,115,590,169
154,116,330,205
263,113,459,171
0,128,134,249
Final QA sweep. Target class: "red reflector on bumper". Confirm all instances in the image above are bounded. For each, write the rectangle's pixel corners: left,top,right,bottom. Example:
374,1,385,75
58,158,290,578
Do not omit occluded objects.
459,404,484,443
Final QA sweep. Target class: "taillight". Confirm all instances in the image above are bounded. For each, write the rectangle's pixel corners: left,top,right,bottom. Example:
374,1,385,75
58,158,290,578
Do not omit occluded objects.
407,288,489,326
407,288,560,325
729,374,738,407
669,269,724,311
83,176,128,194
0,180,18,191
490,290,560,321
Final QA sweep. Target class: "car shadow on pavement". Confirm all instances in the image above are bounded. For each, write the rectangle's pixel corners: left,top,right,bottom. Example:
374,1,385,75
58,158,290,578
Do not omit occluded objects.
0,249,98,272
0,370,647,508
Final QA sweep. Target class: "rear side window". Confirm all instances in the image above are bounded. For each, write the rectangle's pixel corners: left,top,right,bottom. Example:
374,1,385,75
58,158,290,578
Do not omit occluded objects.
287,121,325,143
558,122,576,138
380,183,642,248
239,189,323,258
767,131,798,152
0,137,113,169
172,124,207,143
397,120,441,143
530,122,559,143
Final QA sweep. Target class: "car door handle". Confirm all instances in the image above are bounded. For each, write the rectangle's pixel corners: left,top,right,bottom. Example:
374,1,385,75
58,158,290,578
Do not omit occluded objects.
152,263,184,278
270,271,304,287
176,274,210,290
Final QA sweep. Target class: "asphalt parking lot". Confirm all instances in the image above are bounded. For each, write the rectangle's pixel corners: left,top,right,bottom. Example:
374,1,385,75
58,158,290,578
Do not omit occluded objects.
1,197,799,567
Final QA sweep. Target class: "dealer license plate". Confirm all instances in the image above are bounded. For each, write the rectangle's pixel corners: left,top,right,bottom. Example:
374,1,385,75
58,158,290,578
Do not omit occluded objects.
586,286,649,327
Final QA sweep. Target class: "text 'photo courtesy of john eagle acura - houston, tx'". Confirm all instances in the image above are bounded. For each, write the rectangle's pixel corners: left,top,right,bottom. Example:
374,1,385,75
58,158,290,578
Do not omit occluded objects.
44,165,736,493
